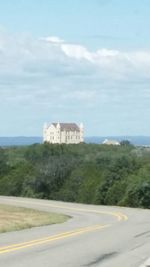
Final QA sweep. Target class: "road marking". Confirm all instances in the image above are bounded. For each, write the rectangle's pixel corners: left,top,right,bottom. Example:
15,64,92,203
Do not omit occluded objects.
43,204,128,221
41,203,128,221
0,224,110,254
117,212,128,221
0,198,128,255
139,258,150,267
2,199,128,222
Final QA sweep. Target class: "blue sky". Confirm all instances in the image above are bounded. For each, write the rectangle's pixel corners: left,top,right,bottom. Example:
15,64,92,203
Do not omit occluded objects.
0,0,150,136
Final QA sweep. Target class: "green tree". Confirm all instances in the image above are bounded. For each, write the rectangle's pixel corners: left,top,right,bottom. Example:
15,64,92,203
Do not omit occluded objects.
0,147,9,177
120,140,132,146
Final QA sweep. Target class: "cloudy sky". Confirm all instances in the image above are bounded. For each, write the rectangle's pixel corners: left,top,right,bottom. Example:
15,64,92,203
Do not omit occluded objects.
0,0,150,136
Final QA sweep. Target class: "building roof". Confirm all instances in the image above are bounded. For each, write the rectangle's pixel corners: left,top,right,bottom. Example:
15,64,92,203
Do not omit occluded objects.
52,123,80,132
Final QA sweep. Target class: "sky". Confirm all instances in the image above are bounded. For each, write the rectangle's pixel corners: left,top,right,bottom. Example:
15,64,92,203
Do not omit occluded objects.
0,0,150,136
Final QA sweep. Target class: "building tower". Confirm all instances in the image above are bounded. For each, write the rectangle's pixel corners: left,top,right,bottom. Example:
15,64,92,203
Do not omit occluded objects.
80,122,84,142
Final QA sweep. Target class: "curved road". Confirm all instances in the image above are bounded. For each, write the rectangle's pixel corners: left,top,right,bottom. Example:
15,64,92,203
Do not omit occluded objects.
0,196,149,267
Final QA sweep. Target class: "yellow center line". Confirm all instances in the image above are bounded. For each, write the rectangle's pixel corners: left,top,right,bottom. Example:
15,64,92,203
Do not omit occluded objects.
6,200,128,221
0,224,110,254
0,199,128,255
117,212,128,221
36,203,128,222
0,224,102,251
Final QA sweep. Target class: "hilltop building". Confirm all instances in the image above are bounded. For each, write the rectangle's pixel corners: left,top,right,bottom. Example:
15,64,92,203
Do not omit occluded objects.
43,122,84,144
102,139,120,146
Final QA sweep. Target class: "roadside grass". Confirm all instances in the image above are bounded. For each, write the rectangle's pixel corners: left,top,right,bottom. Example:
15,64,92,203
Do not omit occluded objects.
0,204,69,233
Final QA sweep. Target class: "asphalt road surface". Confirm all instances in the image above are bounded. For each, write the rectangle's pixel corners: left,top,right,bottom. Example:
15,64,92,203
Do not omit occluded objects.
0,196,149,267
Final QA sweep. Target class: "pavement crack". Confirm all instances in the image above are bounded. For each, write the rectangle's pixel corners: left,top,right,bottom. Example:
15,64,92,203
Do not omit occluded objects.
84,252,117,266
135,231,150,238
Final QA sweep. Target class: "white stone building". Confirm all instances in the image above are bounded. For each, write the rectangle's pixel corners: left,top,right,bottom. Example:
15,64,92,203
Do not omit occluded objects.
43,122,84,144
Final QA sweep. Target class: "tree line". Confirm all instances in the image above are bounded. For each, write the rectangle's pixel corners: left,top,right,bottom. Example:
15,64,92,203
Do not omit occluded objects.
0,143,150,208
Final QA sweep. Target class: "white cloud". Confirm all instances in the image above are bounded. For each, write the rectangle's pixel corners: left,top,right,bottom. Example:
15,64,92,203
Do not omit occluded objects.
41,36,64,44
1,31,150,79
41,37,150,80
0,30,150,135
61,43,94,61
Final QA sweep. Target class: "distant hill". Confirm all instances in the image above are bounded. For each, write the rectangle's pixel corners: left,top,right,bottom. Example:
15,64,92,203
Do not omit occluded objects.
0,136,150,146
0,137,42,146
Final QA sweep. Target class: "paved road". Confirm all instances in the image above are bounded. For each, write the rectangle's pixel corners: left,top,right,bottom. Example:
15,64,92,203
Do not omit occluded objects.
0,196,149,267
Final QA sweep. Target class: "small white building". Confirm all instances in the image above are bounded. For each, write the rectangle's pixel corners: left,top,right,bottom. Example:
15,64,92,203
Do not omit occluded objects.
102,139,120,146
43,122,84,144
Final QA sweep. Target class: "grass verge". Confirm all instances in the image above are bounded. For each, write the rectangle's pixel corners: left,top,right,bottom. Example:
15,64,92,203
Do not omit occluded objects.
0,204,69,233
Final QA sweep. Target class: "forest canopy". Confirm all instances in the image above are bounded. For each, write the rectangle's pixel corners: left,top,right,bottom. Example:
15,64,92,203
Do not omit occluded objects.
0,143,150,209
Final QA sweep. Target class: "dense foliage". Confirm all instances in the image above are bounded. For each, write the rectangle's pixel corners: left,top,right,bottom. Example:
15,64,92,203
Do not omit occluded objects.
0,143,150,208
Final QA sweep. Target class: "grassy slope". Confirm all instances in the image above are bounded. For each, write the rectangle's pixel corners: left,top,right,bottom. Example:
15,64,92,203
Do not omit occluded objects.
0,204,69,233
